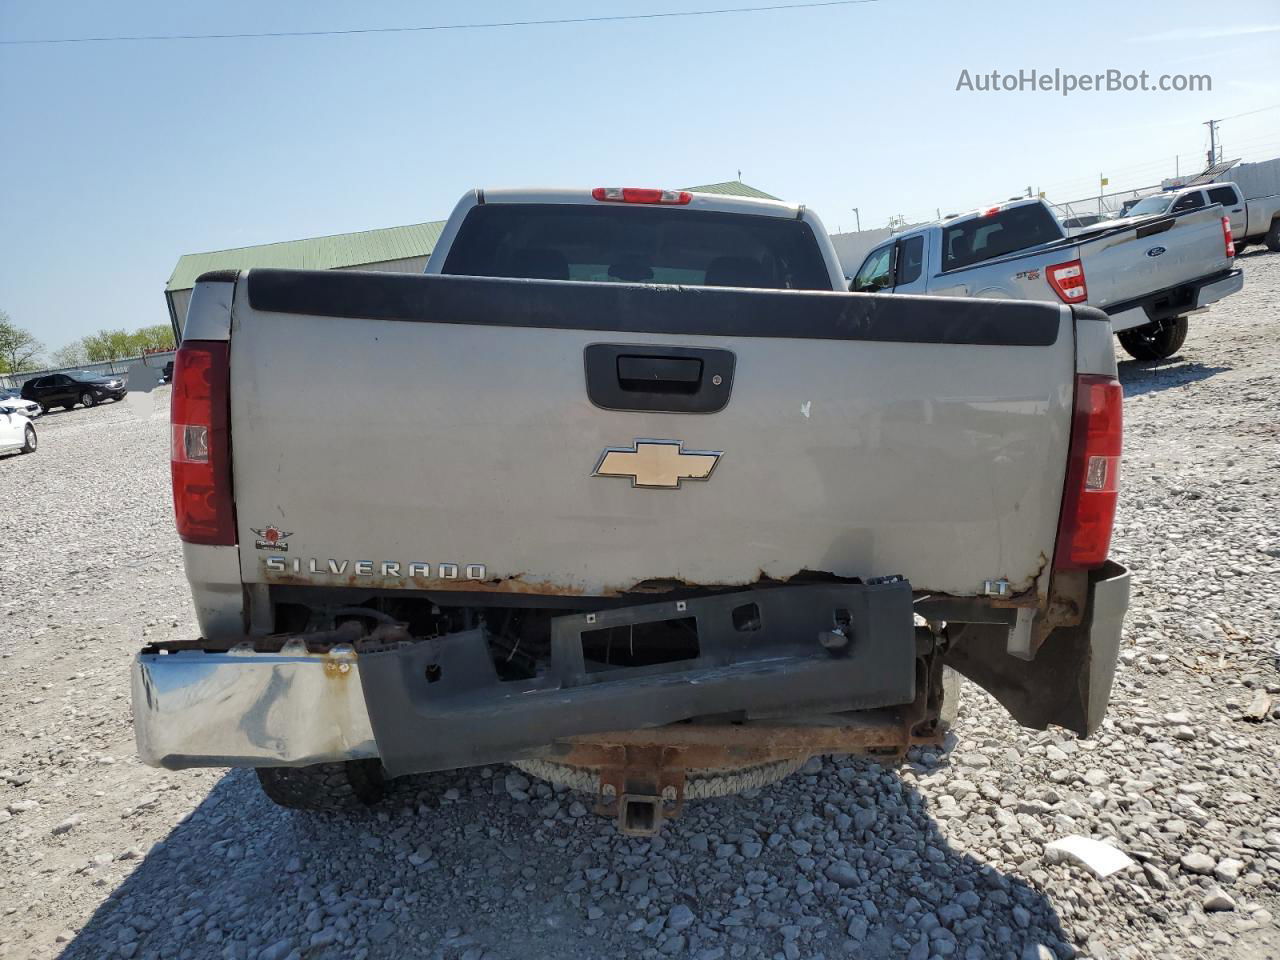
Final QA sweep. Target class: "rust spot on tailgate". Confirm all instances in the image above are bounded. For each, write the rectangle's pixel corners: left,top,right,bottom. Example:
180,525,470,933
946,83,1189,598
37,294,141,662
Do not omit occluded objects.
259,559,1052,609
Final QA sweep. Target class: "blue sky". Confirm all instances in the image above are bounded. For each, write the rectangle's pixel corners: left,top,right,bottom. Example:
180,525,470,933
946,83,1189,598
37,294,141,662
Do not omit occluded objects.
2,0,1278,352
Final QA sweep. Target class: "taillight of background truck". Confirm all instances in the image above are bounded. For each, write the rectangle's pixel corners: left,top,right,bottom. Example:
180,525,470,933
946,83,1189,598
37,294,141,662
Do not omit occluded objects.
1046,259,1088,303
1054,374,1122,569
592,187,692,205
170,340,235,545
1221,216,1236,258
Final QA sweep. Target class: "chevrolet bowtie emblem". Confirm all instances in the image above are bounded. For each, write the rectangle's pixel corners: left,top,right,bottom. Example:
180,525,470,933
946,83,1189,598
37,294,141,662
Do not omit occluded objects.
593,440,722,489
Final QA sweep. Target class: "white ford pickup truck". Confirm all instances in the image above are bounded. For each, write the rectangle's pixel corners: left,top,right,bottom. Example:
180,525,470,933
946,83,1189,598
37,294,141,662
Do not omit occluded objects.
135,186,1130,833
850,197,1242,361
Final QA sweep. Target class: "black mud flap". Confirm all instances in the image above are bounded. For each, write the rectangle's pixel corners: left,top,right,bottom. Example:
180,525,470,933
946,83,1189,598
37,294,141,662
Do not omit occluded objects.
941,562,1129,737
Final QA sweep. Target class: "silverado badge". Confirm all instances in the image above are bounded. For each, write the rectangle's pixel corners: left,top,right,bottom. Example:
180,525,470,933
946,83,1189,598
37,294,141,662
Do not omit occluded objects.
252,525,293,551
593,440,722,489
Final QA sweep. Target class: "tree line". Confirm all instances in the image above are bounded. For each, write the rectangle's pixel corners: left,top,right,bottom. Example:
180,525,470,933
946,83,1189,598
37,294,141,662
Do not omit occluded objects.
0,310,175,375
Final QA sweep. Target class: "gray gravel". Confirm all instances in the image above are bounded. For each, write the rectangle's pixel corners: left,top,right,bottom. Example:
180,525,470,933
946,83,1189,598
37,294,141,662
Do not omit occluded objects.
2,252,1279,960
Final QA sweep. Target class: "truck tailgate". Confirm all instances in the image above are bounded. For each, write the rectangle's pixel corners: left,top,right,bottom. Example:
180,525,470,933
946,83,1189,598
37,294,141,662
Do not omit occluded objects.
1077,207,1232,309
228,270,1075,601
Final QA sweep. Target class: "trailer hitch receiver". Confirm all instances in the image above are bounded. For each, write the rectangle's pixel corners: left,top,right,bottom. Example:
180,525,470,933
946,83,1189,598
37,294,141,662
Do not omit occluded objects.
595,746,686,836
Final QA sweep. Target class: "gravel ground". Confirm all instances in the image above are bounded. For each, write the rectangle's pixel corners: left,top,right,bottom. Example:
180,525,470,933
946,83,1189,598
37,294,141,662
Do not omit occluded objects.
1,252,1278,960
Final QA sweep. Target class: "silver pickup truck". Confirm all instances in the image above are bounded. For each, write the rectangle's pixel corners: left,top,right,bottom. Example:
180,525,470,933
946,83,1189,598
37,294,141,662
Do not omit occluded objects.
135,187,1130,833
850,197,1242,361
1120,181,1280,253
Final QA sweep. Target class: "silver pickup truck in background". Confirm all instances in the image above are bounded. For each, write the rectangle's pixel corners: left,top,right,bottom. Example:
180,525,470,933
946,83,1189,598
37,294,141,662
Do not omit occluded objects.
851,197,1242,360
1119,181,1280,253
135,187,1130,834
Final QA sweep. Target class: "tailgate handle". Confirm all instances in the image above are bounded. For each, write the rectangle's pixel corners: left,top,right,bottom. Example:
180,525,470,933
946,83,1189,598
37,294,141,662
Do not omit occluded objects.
585,344,735,414
617,355,703,394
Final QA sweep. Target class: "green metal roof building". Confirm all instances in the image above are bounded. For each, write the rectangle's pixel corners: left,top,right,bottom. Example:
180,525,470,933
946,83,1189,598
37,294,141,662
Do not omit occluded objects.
164,181,780,333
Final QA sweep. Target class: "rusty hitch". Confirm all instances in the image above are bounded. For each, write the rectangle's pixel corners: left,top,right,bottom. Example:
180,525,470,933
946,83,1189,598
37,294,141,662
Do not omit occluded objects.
593,745,687,836
554,692,942,835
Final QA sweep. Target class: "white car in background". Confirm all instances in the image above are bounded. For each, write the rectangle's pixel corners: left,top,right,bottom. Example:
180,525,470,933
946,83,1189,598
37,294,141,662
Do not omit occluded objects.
0,408,37,457
0,389,42,419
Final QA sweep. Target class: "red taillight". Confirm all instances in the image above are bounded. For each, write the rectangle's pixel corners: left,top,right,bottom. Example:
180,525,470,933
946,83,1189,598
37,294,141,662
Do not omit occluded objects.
170,340,235,545
1047,259,1088,303
1221,215,1236,258
980,205,1001,217
592,187,692,205
1054,375,1122,570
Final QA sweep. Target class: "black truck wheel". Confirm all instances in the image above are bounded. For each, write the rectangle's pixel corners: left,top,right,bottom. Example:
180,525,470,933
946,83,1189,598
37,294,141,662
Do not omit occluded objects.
1266,219,1280,253
255,760,386,812
1118,316,1188,361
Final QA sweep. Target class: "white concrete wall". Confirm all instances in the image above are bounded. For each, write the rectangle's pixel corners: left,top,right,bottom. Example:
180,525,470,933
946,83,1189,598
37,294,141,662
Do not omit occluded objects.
1225,158,1280,200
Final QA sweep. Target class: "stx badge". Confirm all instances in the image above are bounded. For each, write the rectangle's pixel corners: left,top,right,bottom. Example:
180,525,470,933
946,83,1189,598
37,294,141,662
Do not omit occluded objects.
252,525,293,552
592,440,722,489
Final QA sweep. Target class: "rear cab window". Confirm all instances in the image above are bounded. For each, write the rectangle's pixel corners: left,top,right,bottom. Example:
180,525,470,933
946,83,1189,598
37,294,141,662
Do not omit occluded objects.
1206,186,1238,206
942,204,1063,272
441,204,834,290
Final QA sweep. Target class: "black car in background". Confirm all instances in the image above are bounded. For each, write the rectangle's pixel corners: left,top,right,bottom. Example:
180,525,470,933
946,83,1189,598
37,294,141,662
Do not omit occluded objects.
21,371,126,412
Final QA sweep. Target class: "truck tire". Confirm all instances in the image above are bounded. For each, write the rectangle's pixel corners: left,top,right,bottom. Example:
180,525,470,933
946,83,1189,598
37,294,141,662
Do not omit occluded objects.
255,760,386,812
1118,316,1188,361
1266,219,1280,253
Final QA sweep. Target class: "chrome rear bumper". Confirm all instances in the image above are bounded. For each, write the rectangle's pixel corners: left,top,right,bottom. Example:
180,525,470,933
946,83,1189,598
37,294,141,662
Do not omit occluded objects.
132,641,377,769
1196,267,1244,308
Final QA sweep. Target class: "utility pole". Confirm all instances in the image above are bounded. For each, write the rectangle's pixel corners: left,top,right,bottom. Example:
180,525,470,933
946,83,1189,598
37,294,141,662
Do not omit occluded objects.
1205,119,1219,166
851,207,861,232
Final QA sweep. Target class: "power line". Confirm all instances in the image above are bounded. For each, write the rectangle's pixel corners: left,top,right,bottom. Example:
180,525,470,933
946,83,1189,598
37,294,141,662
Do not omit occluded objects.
1039,153,1193,193
0,0,881,46
1215,103,1280,122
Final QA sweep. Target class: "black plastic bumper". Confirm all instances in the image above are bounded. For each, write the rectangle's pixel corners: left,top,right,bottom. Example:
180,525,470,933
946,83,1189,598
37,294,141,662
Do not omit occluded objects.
358,582,918,777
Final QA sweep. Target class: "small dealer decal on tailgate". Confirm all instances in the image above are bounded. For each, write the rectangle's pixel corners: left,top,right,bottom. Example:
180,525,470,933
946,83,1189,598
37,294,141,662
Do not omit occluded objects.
593,439,722,489
251,525,293,551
